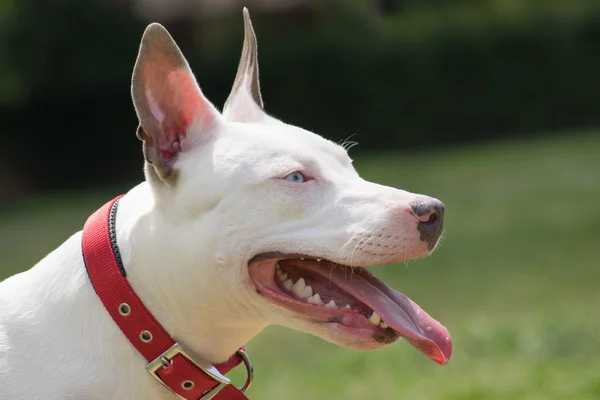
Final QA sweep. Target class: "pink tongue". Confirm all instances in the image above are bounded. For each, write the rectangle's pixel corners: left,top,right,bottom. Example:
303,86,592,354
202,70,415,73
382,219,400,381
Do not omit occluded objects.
330,268,452,365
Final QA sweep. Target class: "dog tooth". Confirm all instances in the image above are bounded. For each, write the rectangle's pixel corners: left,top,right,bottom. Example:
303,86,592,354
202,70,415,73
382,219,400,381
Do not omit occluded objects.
325,300,337,308
283,279,294,291
345,304,352,309
280,272,288,281
316,258,322,262
368,312,381,326
293,277,306,288
302,285,313,299
292,278,307,298
380,322,389,329
300,257,304,260
308,293,324,306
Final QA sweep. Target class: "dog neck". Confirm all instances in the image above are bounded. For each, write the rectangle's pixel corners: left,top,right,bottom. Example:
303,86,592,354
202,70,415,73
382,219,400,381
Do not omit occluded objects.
112,182,267,364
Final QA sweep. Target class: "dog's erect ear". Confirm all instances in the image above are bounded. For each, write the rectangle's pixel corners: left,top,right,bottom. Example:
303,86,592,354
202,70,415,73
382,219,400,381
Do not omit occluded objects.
132,23,220,183
223,8,265,122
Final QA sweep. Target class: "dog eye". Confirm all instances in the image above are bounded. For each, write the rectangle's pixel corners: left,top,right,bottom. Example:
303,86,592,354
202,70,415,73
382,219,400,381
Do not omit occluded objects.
283,171,306,183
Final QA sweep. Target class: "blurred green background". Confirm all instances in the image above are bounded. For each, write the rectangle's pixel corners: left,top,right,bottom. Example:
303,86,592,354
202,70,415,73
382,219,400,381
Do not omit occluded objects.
1,0,599,399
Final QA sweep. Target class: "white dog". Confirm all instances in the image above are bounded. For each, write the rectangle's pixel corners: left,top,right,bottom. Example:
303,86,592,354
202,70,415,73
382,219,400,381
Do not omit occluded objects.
0,8,451,400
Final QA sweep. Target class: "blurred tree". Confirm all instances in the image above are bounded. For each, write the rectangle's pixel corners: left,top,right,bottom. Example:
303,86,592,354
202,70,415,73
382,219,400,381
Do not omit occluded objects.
0,0,599,197
367,0,405,15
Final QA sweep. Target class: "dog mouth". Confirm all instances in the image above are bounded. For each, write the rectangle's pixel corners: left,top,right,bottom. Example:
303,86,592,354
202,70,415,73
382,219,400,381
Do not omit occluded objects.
248,253,452,366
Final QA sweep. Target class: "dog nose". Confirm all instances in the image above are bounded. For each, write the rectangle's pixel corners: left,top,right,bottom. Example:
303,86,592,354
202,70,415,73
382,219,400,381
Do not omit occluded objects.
411,199,445,248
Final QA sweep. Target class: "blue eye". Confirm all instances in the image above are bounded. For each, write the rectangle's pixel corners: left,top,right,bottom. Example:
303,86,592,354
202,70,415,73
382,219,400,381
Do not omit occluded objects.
284,172,306,183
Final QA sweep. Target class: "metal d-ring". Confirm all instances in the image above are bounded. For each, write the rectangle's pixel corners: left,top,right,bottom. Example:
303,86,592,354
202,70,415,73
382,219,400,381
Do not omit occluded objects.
235,349,254,393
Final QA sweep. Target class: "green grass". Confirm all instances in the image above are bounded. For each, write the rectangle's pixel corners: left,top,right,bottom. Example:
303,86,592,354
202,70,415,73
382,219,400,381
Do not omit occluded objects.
1,131,599,399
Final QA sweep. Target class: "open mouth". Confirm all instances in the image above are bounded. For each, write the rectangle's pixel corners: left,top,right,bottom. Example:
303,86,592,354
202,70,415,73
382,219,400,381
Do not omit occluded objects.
248,253,452,366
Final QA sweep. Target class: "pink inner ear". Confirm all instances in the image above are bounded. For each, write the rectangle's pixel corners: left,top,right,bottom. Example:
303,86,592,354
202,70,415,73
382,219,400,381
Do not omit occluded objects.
144,67,215,161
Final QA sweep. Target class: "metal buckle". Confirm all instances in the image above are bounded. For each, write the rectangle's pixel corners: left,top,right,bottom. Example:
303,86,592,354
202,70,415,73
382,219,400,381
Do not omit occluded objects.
146,343,253,400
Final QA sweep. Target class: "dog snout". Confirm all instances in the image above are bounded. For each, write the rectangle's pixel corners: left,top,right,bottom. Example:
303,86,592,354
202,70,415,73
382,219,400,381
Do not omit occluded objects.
411,199,445,249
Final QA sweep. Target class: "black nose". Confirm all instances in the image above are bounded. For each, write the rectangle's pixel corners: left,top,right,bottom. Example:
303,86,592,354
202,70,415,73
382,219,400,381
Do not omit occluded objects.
411,199,445,249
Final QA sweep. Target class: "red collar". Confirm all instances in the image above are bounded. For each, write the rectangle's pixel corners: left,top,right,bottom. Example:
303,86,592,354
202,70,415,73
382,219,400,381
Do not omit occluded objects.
81,196,252,399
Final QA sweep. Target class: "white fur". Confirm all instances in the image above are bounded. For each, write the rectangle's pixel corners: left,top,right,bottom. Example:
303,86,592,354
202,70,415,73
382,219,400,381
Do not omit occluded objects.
0,30,442,400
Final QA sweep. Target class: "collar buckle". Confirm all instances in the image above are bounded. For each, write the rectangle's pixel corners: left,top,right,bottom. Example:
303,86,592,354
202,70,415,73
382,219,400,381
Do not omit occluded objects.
146,343,253,400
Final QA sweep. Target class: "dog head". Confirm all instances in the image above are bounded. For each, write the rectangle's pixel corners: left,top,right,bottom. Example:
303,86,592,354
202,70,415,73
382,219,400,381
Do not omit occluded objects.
131,9,451,365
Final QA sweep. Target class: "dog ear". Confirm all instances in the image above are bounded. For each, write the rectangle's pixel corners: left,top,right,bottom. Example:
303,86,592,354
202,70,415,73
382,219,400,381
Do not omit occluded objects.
223,8,265,122
132,23,221,183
